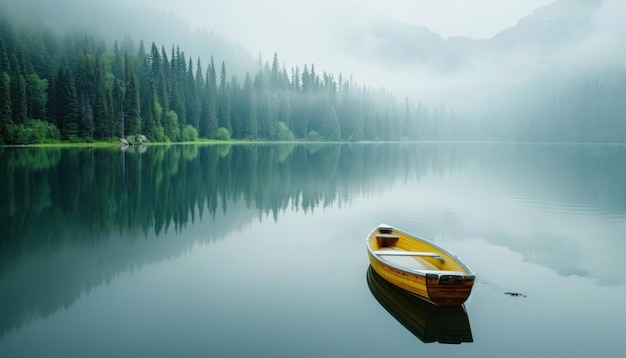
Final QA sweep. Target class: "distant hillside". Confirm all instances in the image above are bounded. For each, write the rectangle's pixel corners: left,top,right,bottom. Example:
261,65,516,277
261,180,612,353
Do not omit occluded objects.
331,0,626,143
336,0,606,73
486,0,603,57
0,0,256,76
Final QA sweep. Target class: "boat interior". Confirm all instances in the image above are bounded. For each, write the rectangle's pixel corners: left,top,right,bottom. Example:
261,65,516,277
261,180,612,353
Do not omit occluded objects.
370,230,470,274
375,247,440,270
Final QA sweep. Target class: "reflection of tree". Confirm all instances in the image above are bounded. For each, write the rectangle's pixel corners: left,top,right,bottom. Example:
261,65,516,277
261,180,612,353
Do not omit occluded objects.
3,143,626,257
1,143,626,338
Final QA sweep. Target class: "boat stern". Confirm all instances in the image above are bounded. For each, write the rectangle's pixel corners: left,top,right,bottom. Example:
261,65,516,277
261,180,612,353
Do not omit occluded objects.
425,272,475,307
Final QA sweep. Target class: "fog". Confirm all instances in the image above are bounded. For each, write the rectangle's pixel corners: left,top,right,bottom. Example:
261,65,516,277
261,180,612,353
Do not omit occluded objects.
128,0,625,111
1,0,625,132
137,0,551,62
132,0,554,102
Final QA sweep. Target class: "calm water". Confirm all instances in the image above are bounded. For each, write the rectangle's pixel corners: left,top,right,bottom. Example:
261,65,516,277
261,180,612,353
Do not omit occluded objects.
1,143,625,357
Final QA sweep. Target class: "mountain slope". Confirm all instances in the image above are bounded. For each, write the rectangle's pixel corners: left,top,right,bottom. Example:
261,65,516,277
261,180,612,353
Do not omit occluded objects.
0,0,256,76
336,0,608,74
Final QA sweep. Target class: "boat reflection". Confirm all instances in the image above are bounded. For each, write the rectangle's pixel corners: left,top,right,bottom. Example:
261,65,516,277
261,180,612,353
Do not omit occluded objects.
366,266,474,344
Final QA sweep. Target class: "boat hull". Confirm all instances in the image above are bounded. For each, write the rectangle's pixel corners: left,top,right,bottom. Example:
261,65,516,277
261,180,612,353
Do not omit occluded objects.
367,266,473,344
367,224,475,307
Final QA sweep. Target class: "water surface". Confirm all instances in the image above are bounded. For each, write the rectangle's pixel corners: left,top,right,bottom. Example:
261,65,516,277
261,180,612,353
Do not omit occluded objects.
1,143,625,357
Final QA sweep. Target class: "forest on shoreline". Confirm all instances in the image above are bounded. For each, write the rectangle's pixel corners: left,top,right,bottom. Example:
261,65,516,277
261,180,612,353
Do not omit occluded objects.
2,10,626,146
0,16,467,146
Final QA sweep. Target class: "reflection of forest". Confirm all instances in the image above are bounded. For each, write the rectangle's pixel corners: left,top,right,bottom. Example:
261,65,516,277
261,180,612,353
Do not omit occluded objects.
0,143,462,338
1,143,625,338
0,143,466,255
3,144,623,252
2,143,626,265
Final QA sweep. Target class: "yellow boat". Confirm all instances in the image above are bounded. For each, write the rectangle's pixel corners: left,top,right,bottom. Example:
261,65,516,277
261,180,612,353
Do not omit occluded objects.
367,266,473,344
366,224,475,307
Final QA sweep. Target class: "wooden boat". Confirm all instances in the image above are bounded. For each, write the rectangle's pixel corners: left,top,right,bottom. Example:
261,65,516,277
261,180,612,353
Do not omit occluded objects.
367,266,473,344
366,224,475,307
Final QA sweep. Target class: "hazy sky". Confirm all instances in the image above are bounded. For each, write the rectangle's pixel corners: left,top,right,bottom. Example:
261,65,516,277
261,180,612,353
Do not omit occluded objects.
125,0,623,106
144,0,554,63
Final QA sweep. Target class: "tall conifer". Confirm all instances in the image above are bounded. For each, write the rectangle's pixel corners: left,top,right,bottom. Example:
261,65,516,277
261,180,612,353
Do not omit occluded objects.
0,72,11,143
124,54,140,137
218,61,231,133
9,53,27,124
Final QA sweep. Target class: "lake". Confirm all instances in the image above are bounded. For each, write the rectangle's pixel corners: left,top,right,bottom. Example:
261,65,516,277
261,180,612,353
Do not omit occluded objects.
1,143,625,357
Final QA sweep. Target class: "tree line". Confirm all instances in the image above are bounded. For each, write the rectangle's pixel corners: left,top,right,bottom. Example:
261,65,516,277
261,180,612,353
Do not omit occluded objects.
0,17,465,145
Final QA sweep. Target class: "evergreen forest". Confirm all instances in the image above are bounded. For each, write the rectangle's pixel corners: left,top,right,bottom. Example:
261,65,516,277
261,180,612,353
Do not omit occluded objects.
2,13,625,145
0,17,457,145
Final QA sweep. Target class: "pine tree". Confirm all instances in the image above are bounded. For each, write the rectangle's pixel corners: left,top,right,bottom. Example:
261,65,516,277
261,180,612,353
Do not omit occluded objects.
270,53,280,90
259,88,279,139
168,46,185,126
291,67,300,92
137,41,154,140
161,45,170,102
56,66,79,140
111,40,123,79
196,58,209,138
0,72,11,143
150,44,168,111
230,76,242,138
93,52,114,139
242,72,258,139
321,105,341,141
25,73,48,121
278,66,292,127
206,58,218,138
124,54,141,137
9,52,27,124
144,79,158,140
0,38,9,74
185,57,200,129
218,61,231,133
112,78,125,138
176,47,187,126
402,97,412,140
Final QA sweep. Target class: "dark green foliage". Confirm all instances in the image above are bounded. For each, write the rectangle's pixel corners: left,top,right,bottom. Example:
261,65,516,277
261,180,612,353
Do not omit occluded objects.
92,53,115,139
124,54,140,137
0,38,10,74
0,71,11,142
7,118,59,144
55,66,79,140
111,78,125,138
182,124,198,142
164,109,180,141
9,52,27,124
25,73,47,120
141,79,158,141
150,43,168,111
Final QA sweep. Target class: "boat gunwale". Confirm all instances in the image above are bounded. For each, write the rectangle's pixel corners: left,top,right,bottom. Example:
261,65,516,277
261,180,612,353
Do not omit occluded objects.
366,223,476,280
